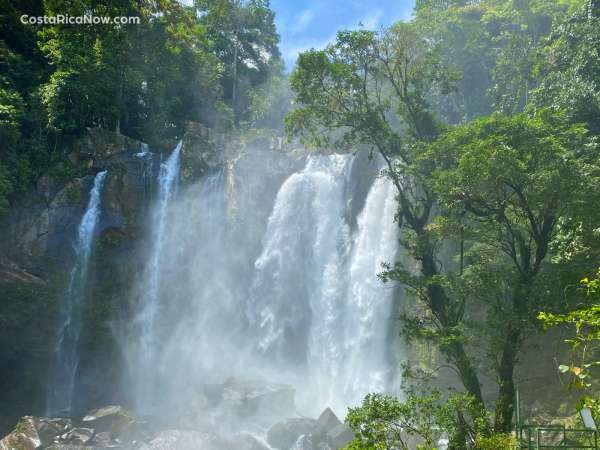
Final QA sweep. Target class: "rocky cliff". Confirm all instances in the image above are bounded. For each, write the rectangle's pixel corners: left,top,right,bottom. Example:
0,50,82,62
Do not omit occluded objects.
0,124,221,434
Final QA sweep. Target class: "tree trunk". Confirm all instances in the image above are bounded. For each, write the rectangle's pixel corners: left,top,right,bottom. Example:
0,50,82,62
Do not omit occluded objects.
494,280,529,432
493,326,521,432
421,248,484,405
447,339,484,405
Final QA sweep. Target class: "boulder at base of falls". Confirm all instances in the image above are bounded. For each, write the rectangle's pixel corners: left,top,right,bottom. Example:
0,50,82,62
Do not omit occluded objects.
0,416,76,450
0,406,147,449
81,406,135,437
60,427,95,445
0,416,43,450
267,408,354,450
267,418,317,450
313,408,341,438
313,408,353,450
326,424,354,450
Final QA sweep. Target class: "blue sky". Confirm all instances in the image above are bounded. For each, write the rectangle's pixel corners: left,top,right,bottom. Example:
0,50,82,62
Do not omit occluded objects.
270,0,416,71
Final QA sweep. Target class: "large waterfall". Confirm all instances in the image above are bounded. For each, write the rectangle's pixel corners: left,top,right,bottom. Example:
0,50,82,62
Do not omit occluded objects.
125,145,404,423
47,170,108,416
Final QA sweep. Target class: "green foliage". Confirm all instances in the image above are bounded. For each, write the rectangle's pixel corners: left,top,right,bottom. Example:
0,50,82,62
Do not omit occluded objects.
427,110,599,429
343,392,487,450
532,1,600,135
413,0,579,121
287,23,450,152
243,60,292,131
473,433,518,450
195,0,282,125
0,0,283,213
38,0,224,142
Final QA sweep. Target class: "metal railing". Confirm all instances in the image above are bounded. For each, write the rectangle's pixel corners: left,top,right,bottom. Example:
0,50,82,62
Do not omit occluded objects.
515,390,599,449
518,425,599,449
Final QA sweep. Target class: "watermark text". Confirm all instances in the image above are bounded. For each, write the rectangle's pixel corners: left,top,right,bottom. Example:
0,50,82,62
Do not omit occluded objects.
20,14,140,25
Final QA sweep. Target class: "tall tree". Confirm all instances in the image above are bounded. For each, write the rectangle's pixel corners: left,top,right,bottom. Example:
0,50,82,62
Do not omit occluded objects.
196,0,282,125
428,111,599,430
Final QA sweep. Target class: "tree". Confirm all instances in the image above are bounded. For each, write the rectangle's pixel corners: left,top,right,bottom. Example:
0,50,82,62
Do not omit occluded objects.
428,111,599,430
39,0,222,143
0,0,51,210
532,0,600,135
343,392,484,450
195,0,282,126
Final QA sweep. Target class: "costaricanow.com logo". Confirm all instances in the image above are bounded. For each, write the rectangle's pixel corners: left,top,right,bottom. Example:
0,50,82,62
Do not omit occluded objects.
20,14,140,25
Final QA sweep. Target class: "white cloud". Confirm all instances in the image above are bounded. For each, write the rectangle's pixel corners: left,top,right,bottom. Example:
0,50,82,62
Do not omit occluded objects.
290,8,316,35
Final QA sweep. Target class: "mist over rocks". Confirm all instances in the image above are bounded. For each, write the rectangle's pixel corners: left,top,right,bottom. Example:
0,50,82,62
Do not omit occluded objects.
0,383,355,450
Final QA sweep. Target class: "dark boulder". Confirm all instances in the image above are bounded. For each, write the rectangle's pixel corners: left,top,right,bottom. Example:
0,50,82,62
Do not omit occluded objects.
267,418,317,450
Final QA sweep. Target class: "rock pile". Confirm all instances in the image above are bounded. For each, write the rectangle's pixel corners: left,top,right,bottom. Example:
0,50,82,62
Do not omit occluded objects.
0,406,149,450
0,404,354,450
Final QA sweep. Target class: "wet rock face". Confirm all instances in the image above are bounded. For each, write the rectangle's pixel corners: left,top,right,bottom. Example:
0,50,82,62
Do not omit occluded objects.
74,127,142,162
0,128,156,275
0,127,157,435
181,121,221,184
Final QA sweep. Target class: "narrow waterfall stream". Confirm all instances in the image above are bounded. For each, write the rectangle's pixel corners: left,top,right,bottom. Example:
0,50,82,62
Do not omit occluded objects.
131,142,182,413
341,175,401,405
47,170,108,416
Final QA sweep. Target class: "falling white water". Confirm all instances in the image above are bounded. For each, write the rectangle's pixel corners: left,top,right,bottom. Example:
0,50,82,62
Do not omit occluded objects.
133,141,181,413
124,147,405,425
247,155,402,416
47,170,108,416
341,175,400,405
247,155,352,375
135,142,150,158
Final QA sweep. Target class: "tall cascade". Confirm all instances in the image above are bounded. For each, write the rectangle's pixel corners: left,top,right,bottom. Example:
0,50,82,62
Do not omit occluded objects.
247,156,402,414
123,148,405,421
247,155,354,410
131,141,182,413
47,170,108,416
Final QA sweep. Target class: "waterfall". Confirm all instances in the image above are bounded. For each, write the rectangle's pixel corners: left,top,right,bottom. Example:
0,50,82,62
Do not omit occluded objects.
132,141,182,412
123,147,404,422
247,155,352,372
47,170,108,416
247,155,401,416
